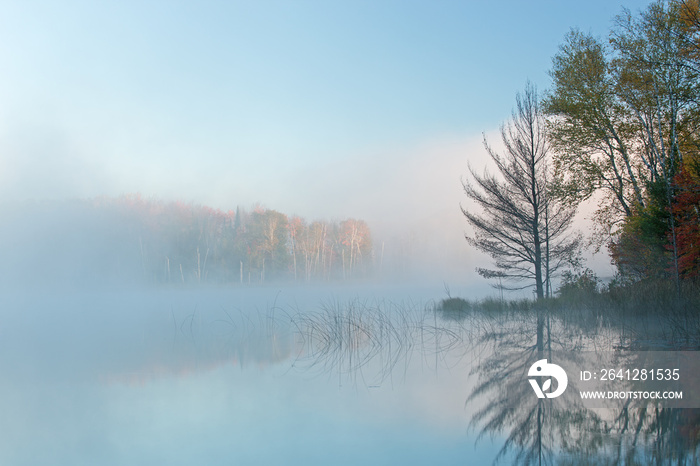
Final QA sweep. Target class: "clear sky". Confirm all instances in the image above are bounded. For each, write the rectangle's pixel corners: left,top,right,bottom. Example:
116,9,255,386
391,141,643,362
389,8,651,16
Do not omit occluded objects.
0,0,653,284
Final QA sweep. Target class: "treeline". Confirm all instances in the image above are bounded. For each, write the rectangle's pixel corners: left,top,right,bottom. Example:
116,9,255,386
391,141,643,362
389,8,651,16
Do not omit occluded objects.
545,0,700,285
0,195,373,287
110,194,373,284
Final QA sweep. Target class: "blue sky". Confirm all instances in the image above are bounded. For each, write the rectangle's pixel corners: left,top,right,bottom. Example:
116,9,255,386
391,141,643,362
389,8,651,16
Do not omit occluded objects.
0,0,652,281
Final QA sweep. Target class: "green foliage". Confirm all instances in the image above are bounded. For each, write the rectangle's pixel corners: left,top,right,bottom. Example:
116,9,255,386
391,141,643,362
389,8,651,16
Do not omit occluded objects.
436,295,553,319
557,268,600,301
604,277,700,315
609,199,673,280
435,297,472,321
438,297,471,311
545,28,640,232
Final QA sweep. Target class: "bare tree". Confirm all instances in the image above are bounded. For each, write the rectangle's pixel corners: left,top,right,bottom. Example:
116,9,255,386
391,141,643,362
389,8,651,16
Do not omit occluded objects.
462,82,581,299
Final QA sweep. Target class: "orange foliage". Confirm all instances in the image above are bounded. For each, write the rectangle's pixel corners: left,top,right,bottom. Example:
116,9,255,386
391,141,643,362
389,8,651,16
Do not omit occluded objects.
672,166,700,277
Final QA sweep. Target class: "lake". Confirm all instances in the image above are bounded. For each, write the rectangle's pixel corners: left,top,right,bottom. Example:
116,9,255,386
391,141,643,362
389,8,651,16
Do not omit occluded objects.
1,285,697,465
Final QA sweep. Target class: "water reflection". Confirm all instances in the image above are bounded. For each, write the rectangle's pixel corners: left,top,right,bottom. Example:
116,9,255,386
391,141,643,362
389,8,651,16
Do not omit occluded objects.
101,304,296,385
462,309,617,465
2,289,698,464
440,306,700,465
293,298,700,464
0,290,492,465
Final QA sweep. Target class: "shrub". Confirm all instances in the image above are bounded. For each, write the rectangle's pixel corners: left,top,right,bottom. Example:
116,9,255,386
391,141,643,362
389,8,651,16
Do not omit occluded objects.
557,268,600,301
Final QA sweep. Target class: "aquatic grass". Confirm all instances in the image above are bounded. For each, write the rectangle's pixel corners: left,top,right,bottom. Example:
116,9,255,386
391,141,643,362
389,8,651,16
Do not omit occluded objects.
288,297,475,386
435,296,547,320
435,277,700,352
290,298,415,383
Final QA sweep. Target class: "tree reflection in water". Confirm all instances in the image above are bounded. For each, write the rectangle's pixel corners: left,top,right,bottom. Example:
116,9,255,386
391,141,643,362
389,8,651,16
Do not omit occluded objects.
462,309,597,465
456,306,700,465
293,299,700,465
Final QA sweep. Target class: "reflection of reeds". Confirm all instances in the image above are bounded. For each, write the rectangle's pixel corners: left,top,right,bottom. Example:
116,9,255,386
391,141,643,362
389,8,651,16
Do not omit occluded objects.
289,298,471,386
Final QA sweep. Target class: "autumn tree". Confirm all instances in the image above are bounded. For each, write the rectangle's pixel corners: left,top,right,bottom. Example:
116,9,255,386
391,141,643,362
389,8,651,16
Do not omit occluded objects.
613,1,699,285
677,0,700,72
287,215,305,281
545,30,643,240
671,165,700,276
245,208,290,282
547,1,700,285
462,82,581,299
338,219,372,278
308,220,332,280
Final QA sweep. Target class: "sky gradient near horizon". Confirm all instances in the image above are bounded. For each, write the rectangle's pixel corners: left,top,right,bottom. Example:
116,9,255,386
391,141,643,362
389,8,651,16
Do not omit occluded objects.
0,0,653,283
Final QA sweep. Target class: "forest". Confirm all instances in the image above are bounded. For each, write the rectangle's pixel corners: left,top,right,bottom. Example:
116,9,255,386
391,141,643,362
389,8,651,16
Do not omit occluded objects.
0,194,373,287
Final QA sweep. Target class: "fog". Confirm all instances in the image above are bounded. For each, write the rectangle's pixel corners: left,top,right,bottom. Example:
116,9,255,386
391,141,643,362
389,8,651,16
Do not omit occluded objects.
0,0,635,299
0,125,500,296
0,123,614,299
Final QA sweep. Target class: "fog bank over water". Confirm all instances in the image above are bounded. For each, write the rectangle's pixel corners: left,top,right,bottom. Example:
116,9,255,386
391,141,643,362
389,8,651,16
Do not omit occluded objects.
0,128,610,300
0,197,490,299
0,131,501,297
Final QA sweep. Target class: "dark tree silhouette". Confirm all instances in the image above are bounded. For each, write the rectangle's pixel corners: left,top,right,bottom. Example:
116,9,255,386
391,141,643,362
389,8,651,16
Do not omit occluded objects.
462,82,581,299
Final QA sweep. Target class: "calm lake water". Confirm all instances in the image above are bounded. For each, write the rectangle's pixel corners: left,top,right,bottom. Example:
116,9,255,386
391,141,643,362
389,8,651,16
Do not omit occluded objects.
1,285,697,465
